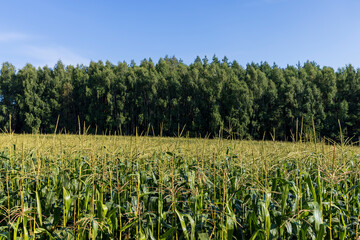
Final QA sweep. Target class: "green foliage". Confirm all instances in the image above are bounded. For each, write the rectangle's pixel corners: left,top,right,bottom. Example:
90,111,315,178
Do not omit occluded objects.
1,58,360,140
0,135,360,239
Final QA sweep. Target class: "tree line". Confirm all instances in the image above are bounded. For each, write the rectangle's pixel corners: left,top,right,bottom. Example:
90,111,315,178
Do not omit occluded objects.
0,56,359,140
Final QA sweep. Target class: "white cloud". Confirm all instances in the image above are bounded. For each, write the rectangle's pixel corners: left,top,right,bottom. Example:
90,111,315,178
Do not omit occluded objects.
0,31,89,67
21,45,90,67
0,32,29,42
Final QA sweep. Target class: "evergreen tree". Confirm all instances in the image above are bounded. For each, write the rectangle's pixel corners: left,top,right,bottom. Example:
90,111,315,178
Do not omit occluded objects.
0,62,17,131
0,57,360,141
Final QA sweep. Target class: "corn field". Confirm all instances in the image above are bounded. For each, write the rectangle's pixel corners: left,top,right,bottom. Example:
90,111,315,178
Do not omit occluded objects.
0,133,360,239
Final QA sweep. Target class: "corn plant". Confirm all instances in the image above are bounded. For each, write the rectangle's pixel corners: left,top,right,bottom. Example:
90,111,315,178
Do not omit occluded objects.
0,134,359,239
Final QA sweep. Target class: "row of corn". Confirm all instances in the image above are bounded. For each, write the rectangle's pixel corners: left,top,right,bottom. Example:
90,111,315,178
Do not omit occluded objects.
0,134,359,239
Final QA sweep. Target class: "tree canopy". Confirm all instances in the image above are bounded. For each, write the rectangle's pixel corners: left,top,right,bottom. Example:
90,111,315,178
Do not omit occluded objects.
0,57,359,141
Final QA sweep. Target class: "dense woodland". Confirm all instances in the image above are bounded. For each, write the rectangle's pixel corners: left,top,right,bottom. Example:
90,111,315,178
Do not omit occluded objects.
0,56,359,140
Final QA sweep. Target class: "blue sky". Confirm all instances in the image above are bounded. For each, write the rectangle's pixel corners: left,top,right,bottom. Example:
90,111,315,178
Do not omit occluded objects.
1,0,359,69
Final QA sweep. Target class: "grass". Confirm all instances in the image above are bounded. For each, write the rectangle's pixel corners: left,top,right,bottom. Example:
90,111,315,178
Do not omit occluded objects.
0,133,360,239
